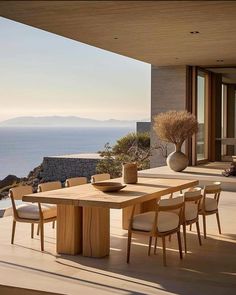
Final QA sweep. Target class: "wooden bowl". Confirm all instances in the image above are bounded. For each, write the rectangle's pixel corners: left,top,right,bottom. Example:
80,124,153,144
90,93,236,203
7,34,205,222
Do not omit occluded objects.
92,182,126,192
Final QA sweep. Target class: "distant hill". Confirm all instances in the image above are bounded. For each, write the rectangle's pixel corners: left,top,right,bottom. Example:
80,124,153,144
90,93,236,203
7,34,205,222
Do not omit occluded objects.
0,116,143,128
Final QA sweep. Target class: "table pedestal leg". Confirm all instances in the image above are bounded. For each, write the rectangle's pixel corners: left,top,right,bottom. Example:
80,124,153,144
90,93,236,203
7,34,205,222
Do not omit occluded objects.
57,205,82,255
83,206,110,257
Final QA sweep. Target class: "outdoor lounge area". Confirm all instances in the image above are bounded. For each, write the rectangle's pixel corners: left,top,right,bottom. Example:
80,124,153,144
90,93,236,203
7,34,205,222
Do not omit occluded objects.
0,185,235,295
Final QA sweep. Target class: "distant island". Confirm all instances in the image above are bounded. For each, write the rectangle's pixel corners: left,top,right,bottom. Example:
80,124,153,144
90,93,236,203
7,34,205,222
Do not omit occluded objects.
0,116,147,128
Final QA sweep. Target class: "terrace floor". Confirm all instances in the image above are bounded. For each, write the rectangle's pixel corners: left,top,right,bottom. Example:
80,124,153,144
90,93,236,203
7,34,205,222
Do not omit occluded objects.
0,190,236,295
139,162,235,191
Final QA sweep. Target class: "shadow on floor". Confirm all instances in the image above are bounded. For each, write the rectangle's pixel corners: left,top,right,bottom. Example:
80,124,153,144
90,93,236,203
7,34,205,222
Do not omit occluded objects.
56,231,236,295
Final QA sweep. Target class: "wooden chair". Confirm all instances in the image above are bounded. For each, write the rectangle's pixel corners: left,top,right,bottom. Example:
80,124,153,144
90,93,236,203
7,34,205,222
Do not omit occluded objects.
65,177,87,187
91,173,110,183
38,181,62,193
37,181,62,233
199,182,222,239
182,187,202,253
127,196,184,266
9,185,57,251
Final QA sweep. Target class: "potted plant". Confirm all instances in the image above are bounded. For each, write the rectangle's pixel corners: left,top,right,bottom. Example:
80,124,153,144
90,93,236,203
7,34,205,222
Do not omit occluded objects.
153,110,198,172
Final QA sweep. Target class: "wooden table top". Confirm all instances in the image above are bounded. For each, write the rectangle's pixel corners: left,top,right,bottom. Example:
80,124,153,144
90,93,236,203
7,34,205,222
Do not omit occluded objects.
23,177,198,209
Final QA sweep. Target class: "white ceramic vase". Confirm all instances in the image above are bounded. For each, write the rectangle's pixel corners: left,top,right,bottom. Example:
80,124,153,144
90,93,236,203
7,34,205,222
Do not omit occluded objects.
167,143,188,172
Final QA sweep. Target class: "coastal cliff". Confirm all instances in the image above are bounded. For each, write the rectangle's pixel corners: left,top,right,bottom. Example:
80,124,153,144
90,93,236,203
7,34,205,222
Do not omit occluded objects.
0,153,101,200
0,164,43,200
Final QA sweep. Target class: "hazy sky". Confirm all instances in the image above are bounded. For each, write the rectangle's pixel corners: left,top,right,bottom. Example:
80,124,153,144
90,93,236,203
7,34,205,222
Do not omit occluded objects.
0,17,151,122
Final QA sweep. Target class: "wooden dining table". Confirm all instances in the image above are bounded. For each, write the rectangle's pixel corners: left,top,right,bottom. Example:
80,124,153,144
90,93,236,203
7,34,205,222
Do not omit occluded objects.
23,177,198,258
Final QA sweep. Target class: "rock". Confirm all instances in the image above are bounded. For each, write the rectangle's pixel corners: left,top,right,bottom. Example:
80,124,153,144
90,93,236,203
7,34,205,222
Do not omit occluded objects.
0,191,9,199
32,179,39,187
27,164,43,181
0,165,44,205
0,175,21,190
21,164,44,191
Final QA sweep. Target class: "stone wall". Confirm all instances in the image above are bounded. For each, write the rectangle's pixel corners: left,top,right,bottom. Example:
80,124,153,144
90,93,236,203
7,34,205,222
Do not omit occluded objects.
41,153,102,182
150,65,187,167
136,122,151,133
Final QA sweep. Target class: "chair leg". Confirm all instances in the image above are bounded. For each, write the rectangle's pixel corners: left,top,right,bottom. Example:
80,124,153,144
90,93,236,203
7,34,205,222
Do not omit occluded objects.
40,222,44,251
52,221,55,229
148,236,152,256
37,224,40,235
189,224,192,231
202,215,207,239
162,236,167,266
31,223,34,239
216,212,222,234
183,224,187,253
177,231,183,260
11,220,16,244
168,235,172,242
154,237,158,254
196,221,202,246
126,231,132,263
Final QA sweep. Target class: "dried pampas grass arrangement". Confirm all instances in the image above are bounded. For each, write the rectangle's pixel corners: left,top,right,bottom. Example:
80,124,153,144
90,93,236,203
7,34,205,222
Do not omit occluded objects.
153,110,198,151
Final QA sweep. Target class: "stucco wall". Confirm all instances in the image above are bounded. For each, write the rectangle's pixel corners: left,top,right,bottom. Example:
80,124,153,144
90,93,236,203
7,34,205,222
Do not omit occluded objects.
150,66,187,167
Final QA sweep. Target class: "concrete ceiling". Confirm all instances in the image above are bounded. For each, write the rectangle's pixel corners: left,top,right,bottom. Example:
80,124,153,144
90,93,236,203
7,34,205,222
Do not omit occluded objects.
1,1,236,66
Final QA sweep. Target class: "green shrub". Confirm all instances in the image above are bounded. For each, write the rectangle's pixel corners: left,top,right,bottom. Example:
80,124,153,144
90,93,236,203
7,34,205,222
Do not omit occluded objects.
96,132,151,178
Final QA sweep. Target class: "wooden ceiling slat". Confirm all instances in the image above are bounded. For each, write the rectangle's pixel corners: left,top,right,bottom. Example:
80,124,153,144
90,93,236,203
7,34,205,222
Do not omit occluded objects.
0,1,236,66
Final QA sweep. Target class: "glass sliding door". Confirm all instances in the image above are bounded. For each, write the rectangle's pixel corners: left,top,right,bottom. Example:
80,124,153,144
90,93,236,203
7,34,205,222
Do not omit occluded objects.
196,70,209,162
221,84,227,157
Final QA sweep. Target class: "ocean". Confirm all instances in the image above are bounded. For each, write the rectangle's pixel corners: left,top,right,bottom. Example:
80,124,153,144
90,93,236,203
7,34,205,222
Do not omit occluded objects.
0,126,134,180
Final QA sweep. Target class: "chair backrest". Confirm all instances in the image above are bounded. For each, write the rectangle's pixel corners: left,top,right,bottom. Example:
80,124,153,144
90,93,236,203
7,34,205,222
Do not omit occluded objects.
91,173,110,183
183,187,202,221
152,196,184,234
184,187,202,202
158,196,184,212
65,177,87,187
9,185,33,200
204,182,221,194
9,185,33,220
204,182,221,204
38,181,62,192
